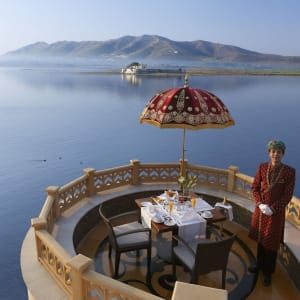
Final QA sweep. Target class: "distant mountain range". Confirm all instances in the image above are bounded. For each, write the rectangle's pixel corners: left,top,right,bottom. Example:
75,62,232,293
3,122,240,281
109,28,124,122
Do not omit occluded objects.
4,35,300,63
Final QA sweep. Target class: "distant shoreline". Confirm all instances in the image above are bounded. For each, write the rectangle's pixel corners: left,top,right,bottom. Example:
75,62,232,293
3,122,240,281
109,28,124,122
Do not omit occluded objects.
80,69,300,76
187,69,300,76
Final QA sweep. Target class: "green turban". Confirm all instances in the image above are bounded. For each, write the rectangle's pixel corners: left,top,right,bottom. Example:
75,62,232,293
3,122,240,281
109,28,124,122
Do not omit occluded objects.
267,140,286,153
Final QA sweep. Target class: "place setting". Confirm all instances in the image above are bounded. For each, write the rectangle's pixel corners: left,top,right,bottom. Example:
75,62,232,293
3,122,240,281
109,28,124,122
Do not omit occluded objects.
139,190,218,243
137,190,234,248
140,200,177,227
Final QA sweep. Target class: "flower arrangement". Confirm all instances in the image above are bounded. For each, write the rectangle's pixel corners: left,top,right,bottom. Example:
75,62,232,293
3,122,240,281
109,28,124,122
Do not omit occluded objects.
178,175,198,195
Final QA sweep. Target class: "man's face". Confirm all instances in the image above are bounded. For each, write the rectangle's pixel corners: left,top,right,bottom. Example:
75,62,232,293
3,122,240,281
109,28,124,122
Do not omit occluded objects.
269,149,284,165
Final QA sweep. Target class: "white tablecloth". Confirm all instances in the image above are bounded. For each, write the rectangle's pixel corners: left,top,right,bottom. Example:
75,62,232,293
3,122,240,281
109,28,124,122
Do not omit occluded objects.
141,205,207,242
174,208,207,242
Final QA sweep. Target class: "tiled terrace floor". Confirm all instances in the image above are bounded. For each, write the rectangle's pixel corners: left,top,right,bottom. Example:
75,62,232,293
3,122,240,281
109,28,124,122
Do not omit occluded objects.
77,220,300,300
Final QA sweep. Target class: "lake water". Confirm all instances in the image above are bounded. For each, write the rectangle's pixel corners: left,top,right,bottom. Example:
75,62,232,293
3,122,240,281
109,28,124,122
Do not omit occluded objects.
0,65,299,299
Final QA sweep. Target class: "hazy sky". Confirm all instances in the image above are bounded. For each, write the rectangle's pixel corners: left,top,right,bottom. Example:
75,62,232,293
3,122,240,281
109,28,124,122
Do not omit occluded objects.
1,0,299,56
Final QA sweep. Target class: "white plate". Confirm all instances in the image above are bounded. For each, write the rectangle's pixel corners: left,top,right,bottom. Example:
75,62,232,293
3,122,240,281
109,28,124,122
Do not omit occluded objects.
141,201,153,207
201,212,213,219
164,219,176,226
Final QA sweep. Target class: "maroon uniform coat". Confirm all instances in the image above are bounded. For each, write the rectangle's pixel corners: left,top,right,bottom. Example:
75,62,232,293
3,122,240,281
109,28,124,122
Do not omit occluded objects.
249,162,296,251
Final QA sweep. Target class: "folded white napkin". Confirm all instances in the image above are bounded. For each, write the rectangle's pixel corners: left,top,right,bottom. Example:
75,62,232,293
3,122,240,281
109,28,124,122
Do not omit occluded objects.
154,205,165,214
215,202,234,221
141,205,165,228
195,198,214,212
157,195,167,202
141,207,152,228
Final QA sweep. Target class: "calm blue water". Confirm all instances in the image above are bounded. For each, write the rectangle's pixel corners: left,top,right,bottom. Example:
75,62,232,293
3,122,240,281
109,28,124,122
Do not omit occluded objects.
0,65,300,299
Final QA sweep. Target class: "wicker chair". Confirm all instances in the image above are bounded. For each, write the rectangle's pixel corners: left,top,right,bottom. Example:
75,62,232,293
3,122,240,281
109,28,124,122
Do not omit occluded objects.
172,233,236,288
98,203,152,279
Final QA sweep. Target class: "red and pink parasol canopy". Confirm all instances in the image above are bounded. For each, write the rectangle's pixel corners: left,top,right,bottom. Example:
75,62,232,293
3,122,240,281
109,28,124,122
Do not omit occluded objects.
140,74,235,175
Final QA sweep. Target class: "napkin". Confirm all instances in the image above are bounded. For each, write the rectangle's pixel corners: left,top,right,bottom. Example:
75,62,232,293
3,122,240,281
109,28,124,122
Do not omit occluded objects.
141,206,165,228
215,202,234,221
180,209,201,224
141,207,152,228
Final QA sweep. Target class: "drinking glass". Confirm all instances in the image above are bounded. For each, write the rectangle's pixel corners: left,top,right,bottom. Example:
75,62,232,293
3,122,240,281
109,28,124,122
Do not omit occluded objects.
169,201,174,215
191,197,196,209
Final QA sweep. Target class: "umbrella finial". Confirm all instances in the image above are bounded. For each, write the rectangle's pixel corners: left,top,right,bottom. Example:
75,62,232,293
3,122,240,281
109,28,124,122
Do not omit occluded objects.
184,73,189,88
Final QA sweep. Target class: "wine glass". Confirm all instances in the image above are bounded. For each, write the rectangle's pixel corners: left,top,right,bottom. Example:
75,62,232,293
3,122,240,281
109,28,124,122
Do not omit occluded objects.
169,201,174,215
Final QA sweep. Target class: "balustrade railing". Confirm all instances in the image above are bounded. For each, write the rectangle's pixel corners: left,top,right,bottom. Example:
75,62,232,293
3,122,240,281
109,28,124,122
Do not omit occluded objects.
30,160,300,299
234,173,254,198
94,165,134,192
31,218,74,297
137,163,180,184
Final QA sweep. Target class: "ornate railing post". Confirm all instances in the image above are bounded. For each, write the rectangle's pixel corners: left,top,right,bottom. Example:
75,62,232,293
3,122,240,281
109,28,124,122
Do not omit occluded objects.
67,254,93,300
130,159,141,185
31,217,47,230
31,217,47,259
227,165,239,192
45,186,60,220
84,168,96,197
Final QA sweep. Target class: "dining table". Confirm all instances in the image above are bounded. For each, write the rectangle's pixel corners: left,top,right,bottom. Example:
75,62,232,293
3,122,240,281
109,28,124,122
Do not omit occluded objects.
135,196,228,241
135,192,233,263
135,195,229,262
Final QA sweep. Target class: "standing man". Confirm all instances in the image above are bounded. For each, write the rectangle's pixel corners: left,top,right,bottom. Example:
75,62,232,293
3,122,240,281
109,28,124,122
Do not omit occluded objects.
248,140,296,286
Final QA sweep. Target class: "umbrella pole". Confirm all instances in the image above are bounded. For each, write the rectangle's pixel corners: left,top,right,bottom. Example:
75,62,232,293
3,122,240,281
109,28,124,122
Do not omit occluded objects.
180,128,186,177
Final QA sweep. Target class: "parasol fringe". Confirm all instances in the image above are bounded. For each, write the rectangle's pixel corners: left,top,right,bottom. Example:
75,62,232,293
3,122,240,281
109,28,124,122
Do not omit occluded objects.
140,118,235,130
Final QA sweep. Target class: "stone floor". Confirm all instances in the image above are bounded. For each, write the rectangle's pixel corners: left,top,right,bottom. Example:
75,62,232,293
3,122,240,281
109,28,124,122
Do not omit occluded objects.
77,220,300,300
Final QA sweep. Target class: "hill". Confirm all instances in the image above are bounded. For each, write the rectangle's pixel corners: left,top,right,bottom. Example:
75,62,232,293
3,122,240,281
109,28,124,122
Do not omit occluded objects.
4,35,300,64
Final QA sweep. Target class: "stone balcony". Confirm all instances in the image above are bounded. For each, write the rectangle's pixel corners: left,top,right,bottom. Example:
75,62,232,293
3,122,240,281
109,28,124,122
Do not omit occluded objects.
20,160,300,299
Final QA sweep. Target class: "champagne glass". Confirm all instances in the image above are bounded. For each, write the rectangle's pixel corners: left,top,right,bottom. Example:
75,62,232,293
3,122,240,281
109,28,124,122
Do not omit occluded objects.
191,197,196,209
169,201,174,215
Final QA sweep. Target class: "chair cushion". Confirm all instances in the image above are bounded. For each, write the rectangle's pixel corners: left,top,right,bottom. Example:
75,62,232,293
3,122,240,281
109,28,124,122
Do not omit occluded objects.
113,221,150,248
174,241,197,270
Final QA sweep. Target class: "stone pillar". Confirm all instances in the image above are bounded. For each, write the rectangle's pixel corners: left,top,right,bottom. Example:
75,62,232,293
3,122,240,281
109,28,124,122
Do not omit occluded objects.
67,254,93,300
130,159,141,185
227,165,239,192
45,186,60,219
31,217,47,259
83,168,96,197
31,217,47,230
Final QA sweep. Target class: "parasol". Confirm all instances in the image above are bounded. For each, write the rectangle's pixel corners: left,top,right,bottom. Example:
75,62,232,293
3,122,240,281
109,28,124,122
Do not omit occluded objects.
139,74,235,176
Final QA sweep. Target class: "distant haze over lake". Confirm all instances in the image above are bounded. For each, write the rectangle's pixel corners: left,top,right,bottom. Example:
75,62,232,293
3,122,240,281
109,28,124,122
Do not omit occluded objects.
2,35,300,69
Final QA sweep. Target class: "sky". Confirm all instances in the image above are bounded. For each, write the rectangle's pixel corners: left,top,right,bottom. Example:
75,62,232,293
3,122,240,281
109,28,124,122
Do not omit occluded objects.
0,0,299,56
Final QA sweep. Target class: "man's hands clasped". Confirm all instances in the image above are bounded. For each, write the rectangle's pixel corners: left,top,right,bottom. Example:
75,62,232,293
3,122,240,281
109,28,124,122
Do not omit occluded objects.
259,203,273,216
